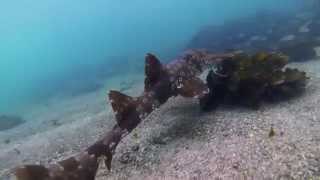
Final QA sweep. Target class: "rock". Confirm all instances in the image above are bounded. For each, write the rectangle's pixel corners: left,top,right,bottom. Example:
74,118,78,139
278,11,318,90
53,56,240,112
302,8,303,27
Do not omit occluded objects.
278,40,320,61
269,127,276,138
49,119,61,127
250,35,267,41
314,46,320,57
298,21,312,33
280,34,296,41
295,12,314,21
187,10,320,62
0,115,25,131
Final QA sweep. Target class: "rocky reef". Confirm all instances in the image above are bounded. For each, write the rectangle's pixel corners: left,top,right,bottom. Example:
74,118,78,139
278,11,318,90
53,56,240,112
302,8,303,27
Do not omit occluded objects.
188,11,320,61
13,50,308,180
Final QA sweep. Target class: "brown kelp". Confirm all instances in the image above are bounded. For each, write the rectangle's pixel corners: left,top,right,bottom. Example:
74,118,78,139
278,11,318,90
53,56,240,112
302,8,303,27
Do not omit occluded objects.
14,50,308,180
202,52,308,110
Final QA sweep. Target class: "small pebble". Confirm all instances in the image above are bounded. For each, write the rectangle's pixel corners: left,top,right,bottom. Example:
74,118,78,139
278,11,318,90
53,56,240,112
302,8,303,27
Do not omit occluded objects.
269,127,275,138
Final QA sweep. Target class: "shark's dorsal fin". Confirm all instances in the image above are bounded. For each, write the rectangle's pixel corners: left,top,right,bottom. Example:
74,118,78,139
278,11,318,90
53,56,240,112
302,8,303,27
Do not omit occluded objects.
144,53,163,91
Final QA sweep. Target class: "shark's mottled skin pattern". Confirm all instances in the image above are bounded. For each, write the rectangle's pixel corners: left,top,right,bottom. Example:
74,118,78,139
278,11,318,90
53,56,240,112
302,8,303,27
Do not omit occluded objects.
15,50,233,180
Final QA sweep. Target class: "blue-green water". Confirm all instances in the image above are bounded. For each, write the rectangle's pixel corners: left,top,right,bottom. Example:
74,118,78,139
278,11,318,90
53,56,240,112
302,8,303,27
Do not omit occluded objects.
0,0,303,114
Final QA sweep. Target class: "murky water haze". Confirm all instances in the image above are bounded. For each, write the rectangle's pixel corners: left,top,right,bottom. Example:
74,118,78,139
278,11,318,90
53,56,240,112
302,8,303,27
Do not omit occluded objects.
0,0,303,114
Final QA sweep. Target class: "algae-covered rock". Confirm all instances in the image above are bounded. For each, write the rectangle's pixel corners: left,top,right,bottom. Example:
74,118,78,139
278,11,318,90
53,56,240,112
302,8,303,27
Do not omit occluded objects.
203,52,308,110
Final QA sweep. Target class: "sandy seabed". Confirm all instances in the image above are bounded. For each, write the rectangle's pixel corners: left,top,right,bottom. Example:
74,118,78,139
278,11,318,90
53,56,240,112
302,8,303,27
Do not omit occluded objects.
1,59,320,179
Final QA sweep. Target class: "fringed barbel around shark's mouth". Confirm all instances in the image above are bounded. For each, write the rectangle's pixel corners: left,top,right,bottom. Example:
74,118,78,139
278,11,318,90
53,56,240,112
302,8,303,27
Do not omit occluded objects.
14,50,234,180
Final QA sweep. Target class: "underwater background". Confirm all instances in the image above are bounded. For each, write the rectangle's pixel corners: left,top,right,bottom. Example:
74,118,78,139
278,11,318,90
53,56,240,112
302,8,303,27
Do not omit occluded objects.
0,0,302,114
3,1,320,179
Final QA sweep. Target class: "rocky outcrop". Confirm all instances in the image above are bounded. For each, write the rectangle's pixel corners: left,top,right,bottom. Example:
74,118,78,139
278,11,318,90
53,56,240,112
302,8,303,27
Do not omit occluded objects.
188,11,320,61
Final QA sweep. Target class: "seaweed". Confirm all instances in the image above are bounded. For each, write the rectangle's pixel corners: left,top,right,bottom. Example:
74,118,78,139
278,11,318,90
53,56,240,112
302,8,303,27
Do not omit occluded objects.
14,50,308,180
202,52,308,110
